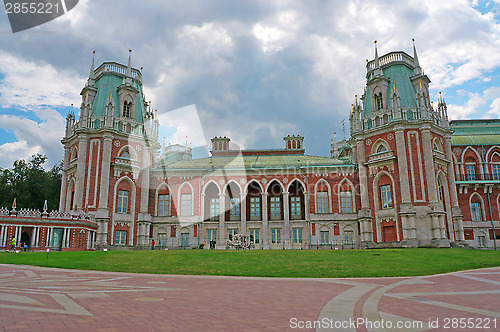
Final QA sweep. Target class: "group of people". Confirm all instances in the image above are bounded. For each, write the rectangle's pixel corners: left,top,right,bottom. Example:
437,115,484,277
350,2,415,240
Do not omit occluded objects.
8,238,29,252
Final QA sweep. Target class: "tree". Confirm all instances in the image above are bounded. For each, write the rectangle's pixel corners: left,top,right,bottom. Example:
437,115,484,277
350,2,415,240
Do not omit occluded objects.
0,154,62,211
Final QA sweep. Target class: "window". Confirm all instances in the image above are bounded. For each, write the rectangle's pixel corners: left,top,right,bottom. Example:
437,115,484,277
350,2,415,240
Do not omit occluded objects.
180,194,192,216
478,235,487,248
270,196,281,218
158,194,170,216
117,190,129,213
437,178,444,202
293,228,303,244
344,230,354,244
121,151,130,159
320,230,329,244
271,228,281,244
250,197,261,219
466,165,476,180
290,196,301,219
375,93,383,110
230,198,240,217
209,197,220,221
228,229,238,241
181,233,189,247
115,230,126,245
471,202,482,221
493,164,500,180
123,102,131,118
380,185,393,209
207,229,217,242
340,191,353,213
316,191,329,213
377,145,387,153
249,228,260,244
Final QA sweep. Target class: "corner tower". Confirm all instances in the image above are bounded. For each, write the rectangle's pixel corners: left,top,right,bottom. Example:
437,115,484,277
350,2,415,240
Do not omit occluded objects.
350,40,464,248
59,51,160,249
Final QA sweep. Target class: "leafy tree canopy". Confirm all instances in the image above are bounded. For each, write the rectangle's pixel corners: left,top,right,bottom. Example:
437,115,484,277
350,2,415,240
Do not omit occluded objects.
0,154,62,211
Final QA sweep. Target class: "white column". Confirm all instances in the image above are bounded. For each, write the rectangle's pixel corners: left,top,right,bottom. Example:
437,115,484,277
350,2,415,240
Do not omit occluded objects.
422,127,438,203
59,146,70,212
218,193,226,248
74,135,89,210
262,193,269,249
98,135,113,213
283,192,290,249
240,193,247,235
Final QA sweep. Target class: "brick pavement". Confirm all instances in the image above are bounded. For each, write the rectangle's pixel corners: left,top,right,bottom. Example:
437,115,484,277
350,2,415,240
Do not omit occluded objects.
0,264,499,331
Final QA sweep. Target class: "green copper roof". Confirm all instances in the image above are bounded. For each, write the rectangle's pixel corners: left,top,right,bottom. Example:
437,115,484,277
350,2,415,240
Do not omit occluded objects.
363,64,417,116
450,120,500,145
155,154,354,171
451,135,500,146
91,73,146,123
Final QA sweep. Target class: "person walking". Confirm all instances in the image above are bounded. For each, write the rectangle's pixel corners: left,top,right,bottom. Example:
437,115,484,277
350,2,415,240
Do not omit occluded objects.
10,238,16,252
151,239,155,250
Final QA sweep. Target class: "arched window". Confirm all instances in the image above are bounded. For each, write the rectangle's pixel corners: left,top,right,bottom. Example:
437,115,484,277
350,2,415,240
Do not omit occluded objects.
117,189,129,213
470,194,483,222
289,180,305,220
247,181,262,221
179,183,193,216
377,145,387,153
465,157,476,180
339,183,353,213
380,184,393,209
374,93,383,110
316,181,329,214
123,102,132,118
157,184,170,216
267,180,283,221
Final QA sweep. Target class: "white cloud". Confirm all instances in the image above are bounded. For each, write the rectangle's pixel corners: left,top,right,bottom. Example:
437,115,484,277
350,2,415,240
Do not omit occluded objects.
0,107,65,168
0,51,83,108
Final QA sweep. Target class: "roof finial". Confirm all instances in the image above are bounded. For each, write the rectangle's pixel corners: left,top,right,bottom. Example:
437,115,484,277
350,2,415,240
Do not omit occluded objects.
412,38,422,75
109,90,113,100
127,49,132,77
333,132,339,158
373,40,382,77
89,51,95,80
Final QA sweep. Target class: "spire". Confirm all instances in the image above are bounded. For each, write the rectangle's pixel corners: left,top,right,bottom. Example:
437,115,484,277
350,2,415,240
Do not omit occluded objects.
333,132,339,158
412,38,422,75
373,40,382,77
88,51,96,86
127,49,132,77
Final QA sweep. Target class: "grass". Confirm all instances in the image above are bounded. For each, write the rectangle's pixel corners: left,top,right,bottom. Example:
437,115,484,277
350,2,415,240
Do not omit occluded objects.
1,248,499,278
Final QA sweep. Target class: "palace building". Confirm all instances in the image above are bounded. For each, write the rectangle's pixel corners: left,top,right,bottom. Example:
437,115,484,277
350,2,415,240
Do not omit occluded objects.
2,42,499,251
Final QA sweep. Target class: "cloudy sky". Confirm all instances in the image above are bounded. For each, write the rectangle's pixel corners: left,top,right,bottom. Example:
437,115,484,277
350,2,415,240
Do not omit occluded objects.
0,0,499,168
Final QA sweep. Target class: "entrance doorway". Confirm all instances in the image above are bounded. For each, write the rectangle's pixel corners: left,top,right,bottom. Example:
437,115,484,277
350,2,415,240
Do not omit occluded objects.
382,225,397,242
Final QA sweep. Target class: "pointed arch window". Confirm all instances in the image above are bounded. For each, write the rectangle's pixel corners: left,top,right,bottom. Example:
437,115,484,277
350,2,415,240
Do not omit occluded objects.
117,190,129,213
374,93,383,110
123,101,132,118
470,195,483,222
377,145,388,153
158,194,170,216
380,184,393,209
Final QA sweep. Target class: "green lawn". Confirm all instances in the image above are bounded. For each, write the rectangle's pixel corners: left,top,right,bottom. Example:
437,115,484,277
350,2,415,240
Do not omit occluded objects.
1,248,499,278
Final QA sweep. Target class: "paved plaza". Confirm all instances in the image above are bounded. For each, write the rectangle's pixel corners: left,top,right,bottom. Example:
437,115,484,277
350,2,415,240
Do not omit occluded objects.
0,264,499,331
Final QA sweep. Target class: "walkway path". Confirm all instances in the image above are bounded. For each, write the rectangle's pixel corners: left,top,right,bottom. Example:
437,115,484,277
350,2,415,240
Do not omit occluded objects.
0,264,499,331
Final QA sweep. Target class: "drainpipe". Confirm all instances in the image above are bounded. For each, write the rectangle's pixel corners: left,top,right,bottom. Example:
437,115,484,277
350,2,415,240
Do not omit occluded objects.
480,145,497,250
297,167,311,249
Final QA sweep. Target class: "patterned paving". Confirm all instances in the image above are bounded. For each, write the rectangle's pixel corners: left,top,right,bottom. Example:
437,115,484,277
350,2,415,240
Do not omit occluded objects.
0,264,499,331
